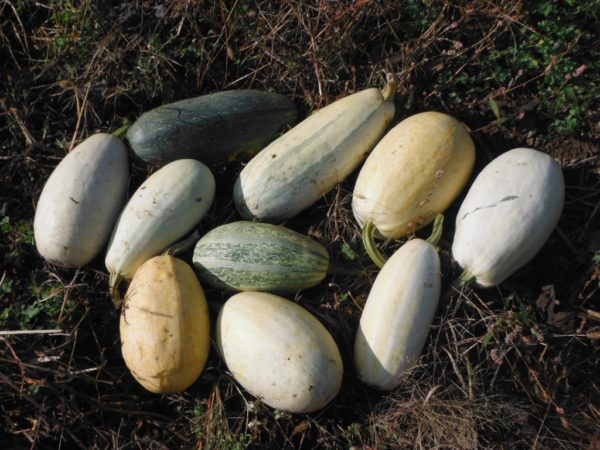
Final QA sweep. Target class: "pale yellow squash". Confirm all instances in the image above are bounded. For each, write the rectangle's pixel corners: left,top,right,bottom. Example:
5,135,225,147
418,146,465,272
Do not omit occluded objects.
353,112,475,241
120,255,210,393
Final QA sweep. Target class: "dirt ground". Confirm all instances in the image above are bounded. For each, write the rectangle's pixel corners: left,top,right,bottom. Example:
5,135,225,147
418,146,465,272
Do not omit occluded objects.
1,1,599,449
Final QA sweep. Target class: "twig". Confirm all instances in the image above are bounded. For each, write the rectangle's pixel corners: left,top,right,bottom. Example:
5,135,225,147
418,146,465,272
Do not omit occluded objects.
68,82,91,152
3,0,31,61
0,357,114,386
8,106,35,146
58,270,80,323
0,370,44,410
0,329,64,336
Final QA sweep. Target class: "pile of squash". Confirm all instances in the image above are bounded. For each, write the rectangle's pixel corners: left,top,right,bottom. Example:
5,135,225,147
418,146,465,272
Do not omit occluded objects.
33,75,564,413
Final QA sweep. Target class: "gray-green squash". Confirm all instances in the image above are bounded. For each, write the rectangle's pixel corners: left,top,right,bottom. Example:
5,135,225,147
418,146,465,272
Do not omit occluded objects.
192,221,329,292
126,90,298,166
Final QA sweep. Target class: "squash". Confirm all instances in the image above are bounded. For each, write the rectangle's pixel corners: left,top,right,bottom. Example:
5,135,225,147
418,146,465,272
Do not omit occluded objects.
192,221,329,293
452,147,564,287
354,215,443,390
125,90,297,166
216,292,343,413
233,75,397,222
106,159,215,300
34,133,128,268
120,255,210,393
352,111,475,267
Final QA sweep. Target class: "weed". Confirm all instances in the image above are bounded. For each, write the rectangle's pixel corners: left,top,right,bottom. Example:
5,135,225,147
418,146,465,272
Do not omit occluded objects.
1,216,35,264
0,281,72,329
0,216,10,233
5,218,34,244
482,293,544,360
420,2,599,133
189,386,253,450
0,274,14,299
340,241,358,261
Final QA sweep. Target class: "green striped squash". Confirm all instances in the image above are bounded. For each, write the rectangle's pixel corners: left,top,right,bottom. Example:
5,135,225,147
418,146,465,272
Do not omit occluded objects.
233,76,396,222
192,221,329,292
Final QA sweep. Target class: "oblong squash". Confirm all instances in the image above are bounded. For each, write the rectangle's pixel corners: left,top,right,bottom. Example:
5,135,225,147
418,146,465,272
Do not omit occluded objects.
120,255,210,393
233,76,396,222
452,147,564,287
192,221,329,292
126,90,298,166
106,159,215,283
352,111,475,240
216,292,343,413
354,217,442,391
34,133,129,267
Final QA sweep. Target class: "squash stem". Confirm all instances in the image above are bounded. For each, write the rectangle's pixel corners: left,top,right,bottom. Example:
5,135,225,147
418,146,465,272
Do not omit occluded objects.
109,273,123,309
381,73,397,102
457,269,475,287
164,229,201,257
362,222,388,269
426,214,444,247
112,123,130,138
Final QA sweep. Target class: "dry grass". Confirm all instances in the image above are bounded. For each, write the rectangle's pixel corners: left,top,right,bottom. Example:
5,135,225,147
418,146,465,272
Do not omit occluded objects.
1,1,599,449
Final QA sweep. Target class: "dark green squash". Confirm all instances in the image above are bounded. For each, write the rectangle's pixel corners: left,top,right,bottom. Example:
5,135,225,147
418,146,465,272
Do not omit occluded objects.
126,90,297,166
192,221,329,293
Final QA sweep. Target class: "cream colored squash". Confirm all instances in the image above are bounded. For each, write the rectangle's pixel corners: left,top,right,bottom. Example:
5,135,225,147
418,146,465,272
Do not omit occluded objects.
233,76,396,222
120,255,210,393
354,216,442,390
216,291,343,413
452,147,564,287
34,133,129,267
105,159,215,299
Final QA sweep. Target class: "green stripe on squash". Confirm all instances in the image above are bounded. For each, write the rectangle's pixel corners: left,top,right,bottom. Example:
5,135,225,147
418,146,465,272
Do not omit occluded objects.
192,221,329,292
233,75,397,222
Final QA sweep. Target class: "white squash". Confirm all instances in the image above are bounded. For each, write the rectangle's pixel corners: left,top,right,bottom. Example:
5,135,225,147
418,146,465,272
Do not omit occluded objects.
352,111,475,241
354,216,442,391
452,147,564,288
106,159,215,289
216,292,343,414
233,76,396,222
34,133,128,268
